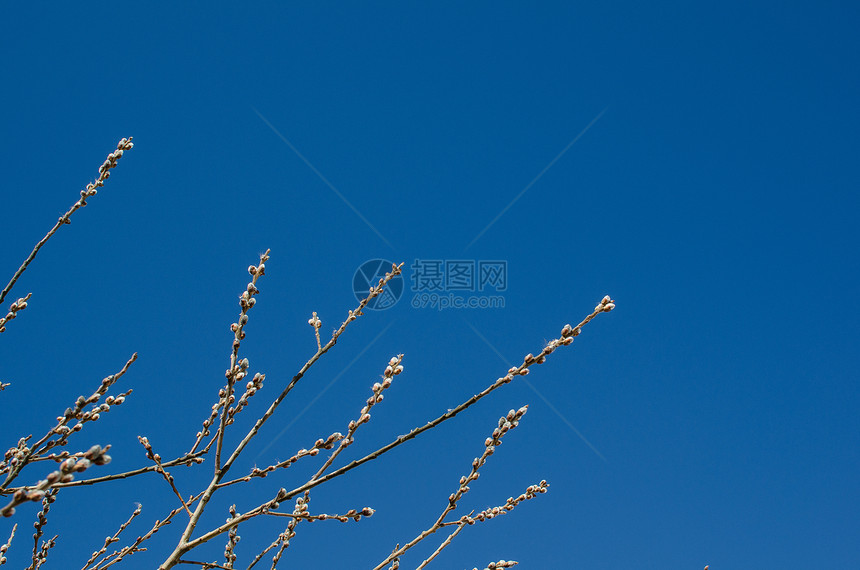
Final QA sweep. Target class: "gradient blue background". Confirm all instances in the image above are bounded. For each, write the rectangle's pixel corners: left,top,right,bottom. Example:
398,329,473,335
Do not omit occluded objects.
2,3,858,568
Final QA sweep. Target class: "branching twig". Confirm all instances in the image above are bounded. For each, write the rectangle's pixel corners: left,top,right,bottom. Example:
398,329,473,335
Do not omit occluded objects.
219,262,405,478
373,406,530,569
92,497,195,570
280,296,615,506
311,354,403,481
415,521,467,570
155,262,406,570
157,294,612,568
253,353,402,563
138,438,192,517
0,353,136,490
80,502,142,570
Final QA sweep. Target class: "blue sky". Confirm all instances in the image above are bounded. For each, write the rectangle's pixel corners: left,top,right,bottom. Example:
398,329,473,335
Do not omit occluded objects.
1,2,858,568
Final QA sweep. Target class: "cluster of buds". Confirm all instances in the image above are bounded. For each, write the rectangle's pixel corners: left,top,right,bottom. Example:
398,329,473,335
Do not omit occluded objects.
1,445,110,517
472,561,518,570
303,506,375,523
493,295,615,390
230,250,269,349
198,248,268,442
343,356,404,445
60,392,127,428
263,488,290,513
238,282,259,313
221,358,250,419
77,138,134,207
465,480,549,525
224,504,240,566
484,407,528,451
137,436,162,465
4,486,46,515
596,294,616,313
230,372,265,420
450,407,528,507
559,294,615,344
50,389,129,449
32,489,57,539
270,492,307,546
1,438,32,474
247,259,266,278
343,264,404,328
517,480,549,501
97,138,134,179
245,433,342,481
52,357,135,447
32,535,56,568
365,264,403,301
345,307,363,325
495,363,532,387
0,293,31,334
198,401,221,440
66,444,112,471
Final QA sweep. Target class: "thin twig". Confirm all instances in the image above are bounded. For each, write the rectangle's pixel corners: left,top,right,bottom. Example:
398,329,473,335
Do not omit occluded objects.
27,489,56,570
373,407,529,569
92,496,197,570
308,312,322,351
245,530,283,570
176,561,233,569
0,523,17,565
0,138,134,306
80,502,142,570
138,437,192,517
47,452,204,489
415,520,467,570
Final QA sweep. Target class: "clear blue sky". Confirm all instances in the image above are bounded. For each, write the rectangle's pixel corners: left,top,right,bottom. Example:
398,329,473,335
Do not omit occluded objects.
2,3,858,568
